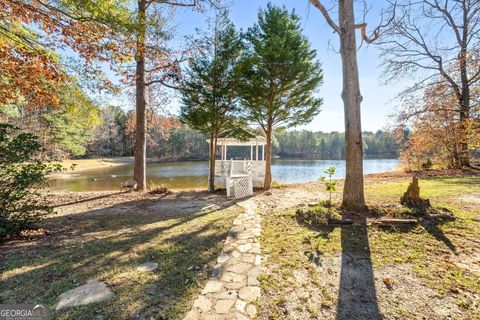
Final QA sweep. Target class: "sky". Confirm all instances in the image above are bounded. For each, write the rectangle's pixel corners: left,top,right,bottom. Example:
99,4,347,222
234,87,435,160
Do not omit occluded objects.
164,0,409,133
101,0,409,133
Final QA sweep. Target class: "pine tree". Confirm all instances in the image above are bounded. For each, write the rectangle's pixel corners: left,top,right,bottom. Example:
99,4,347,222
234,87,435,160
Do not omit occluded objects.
180,9,244,192
237,4,323,190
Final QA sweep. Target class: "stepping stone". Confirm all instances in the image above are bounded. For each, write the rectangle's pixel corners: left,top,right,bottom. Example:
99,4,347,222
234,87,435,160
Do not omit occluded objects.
56,281,113,311
238,286,260,302
217,252,230,264
225,282,246,290
234,312,251,320
137,262,158,272
235,299,247,312
247,274,259,286
215,299,235,314
193,295,212,312
221,272,245,283
202,281,224,294
246,304,257,317
183,310,201,320
238,243,252,253
215,289,237,300
225,262,252,274
240,254,256,264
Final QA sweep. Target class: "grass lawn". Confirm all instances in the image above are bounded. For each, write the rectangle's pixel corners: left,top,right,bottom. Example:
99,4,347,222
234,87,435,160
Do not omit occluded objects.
259,174,480,320
0,191,240,319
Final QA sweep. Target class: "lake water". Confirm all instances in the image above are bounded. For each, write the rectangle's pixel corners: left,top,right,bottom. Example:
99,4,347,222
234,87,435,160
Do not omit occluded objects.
49,159,400,192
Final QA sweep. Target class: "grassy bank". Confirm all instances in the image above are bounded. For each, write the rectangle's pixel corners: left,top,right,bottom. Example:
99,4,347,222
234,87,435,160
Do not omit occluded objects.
259,174,480,319
0,191,240,319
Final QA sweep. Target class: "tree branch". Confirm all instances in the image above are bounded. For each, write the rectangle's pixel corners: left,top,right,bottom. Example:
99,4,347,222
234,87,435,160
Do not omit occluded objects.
308,0,340,33
145,79,181,90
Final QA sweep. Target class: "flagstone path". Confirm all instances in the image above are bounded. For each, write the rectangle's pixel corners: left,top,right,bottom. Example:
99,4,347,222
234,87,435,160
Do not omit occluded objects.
183,198,261,320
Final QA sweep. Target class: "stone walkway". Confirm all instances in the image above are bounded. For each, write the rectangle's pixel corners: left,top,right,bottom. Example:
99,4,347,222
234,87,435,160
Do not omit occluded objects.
184,199,261,320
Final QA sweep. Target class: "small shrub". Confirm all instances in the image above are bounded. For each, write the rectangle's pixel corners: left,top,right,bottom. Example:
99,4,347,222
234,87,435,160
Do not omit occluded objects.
318,199,334,208
0,124,62,237
320,166,337,204
296,203,340,228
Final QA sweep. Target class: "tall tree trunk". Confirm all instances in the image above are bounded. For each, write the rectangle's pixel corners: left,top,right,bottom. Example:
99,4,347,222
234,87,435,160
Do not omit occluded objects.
458,109,470,167
458,65,470,167
457,10,470,168
133,0,147,191
339,0,366,210
264,122,272,190
208,133,218,192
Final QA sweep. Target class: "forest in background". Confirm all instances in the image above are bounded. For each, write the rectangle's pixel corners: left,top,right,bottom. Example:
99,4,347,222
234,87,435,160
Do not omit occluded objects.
1,0,477,174
0,104,404,161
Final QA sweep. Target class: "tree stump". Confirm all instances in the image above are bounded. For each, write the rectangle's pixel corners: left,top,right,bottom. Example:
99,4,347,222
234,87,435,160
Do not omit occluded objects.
400,177,430,210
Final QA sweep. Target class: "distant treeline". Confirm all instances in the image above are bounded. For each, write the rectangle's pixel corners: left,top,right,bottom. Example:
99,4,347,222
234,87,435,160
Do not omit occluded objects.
1,105,406,160
273,130,406,159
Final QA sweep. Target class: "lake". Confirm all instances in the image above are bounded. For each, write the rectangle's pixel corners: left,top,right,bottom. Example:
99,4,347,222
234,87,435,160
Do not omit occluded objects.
48,159,400,192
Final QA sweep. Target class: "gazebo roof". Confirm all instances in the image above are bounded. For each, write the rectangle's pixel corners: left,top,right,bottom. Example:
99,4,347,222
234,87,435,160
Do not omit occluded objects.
212,136,267,146
207,128,267,146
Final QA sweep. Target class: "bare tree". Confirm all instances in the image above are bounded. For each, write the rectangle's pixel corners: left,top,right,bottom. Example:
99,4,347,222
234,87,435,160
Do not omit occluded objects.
308,0,390,210
380,0,480,168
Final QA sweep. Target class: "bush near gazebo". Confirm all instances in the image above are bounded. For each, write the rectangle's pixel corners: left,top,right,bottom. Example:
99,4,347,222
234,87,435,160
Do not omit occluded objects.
0,124,62,237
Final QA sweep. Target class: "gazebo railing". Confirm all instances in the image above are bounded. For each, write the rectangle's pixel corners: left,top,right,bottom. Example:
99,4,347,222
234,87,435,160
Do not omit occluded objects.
214,160,265,177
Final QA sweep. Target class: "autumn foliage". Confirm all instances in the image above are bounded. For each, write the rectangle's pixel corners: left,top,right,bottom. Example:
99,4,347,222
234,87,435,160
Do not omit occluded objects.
0,0,132,108
125,110,180,152
399,82,479,170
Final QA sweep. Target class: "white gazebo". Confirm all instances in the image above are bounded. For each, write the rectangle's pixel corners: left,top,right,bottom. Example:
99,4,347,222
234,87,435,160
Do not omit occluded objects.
207,135,267,198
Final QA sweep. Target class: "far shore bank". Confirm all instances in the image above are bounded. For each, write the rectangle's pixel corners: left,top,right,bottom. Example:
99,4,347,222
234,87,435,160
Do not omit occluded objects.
55,155,401,173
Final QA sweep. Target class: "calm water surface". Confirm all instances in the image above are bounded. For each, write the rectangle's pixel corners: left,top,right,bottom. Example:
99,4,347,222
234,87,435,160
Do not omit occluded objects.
49,159,400,192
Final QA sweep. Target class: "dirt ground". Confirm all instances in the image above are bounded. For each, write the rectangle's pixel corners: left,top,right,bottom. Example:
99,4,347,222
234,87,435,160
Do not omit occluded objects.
255,173,480,320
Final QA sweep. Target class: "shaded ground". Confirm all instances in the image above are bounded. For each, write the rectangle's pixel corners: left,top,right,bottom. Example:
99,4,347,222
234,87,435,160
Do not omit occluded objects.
0,190,240,319
257,174,480,320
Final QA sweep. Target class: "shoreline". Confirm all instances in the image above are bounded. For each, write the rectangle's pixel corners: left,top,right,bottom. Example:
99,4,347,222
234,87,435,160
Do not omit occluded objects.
56,157,134,173
45,168,480,194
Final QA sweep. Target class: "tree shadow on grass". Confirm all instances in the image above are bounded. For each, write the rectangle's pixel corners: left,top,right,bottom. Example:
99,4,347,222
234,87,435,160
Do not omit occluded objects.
51,191,131,208
336,218,382,320
376,217,457,254
0,193,239,319
422,222,457,253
